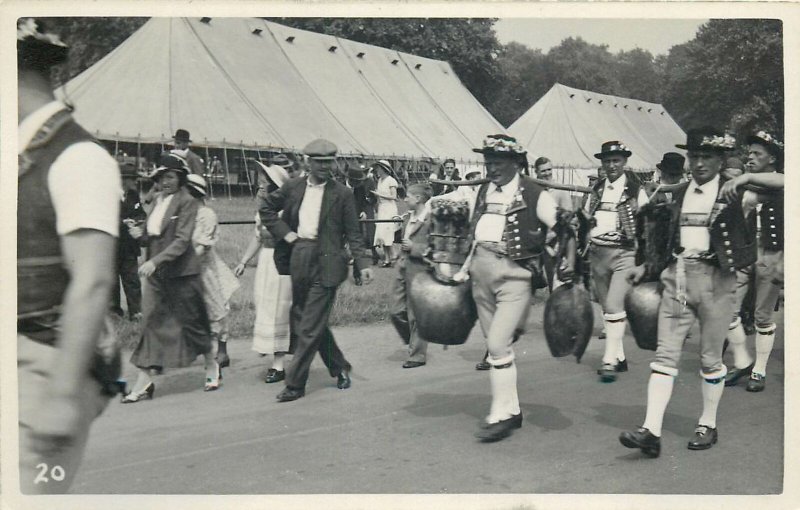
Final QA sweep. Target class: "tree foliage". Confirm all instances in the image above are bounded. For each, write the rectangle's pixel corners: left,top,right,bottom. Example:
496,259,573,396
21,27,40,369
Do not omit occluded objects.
660,19,783,138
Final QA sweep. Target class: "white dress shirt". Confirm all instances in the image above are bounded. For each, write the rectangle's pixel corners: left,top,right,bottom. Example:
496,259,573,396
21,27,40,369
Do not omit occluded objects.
680,174,720,254
589,173,649,239
19,100,120,237
474,174,557,242
297,179,326,239
146,192,175,236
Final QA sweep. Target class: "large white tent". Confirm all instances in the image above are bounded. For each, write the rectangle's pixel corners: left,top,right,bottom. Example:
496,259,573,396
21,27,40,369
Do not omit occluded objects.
58,17,504,165
509,83,686,186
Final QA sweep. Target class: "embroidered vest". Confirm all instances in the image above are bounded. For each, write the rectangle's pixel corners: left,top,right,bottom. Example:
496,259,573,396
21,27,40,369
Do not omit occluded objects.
471,177,546,261
671,182,757,274
759,193,783,251
586,171,641,246
18,110,96,319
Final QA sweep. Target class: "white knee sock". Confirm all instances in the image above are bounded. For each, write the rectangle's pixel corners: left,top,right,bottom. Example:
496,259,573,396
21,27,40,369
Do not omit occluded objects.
273,353,286,372
642,372,674,437
602,314,627,364
753,328,776,376
727,322,752,369
488,363,519,423
698,379,724,429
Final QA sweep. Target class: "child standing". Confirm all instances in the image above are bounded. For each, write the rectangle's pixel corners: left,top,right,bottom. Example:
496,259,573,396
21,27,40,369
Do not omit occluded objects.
390,183,434,368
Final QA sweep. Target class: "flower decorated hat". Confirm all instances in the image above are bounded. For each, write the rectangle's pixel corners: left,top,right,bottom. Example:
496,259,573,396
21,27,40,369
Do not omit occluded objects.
746,130,784,154
473,134,527,158
676,126,736,152
594,141,632,160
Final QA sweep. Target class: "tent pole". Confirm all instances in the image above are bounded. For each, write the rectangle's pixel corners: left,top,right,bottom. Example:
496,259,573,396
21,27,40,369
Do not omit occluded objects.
136,135,141,172
222,142,232,200
241,144,254,198
205,143,214,200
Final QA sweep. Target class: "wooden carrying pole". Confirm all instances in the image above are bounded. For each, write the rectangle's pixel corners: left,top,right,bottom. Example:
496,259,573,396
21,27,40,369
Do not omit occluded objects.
222,142,232,200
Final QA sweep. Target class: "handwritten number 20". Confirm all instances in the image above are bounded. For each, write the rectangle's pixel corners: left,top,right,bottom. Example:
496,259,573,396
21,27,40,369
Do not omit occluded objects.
34,463,65,484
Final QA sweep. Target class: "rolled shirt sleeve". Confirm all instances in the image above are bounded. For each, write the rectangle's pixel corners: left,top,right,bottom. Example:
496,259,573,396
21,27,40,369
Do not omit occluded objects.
48,142,121,237
536,189,558,229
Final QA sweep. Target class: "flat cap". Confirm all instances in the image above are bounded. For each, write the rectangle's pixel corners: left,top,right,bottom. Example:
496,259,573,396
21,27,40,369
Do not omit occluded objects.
303,138,338,160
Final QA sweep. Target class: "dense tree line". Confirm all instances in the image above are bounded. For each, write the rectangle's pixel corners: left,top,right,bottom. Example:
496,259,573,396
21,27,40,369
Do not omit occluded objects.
40,17,783,139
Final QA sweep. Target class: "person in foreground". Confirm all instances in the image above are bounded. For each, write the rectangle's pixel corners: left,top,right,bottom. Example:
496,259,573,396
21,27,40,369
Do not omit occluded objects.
125,154,216,401
466,135,573,442
17,18,121,493
260,139,374,402
619,127,757,457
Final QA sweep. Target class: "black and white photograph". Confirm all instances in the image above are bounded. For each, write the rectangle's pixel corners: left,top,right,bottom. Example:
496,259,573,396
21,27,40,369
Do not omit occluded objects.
3,2,796,508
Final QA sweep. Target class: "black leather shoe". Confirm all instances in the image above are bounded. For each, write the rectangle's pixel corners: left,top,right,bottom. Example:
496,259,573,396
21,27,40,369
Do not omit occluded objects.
597,363,617,382
475,413,523,442
276,386,305,402
402,360,426,369
687,425,718,450
746,372,766,392
264,369,285,383
724,362,754,387
337,370,352,389
619,427,661,458
614,359,628,372
475,360,491,371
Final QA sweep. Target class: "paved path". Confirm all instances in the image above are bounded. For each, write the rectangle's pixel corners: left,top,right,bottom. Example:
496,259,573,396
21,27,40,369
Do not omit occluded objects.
70,303,783,496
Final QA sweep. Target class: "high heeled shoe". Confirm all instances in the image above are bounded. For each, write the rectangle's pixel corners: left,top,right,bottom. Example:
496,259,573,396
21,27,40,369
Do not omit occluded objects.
121,382,155,403
204,365,222,392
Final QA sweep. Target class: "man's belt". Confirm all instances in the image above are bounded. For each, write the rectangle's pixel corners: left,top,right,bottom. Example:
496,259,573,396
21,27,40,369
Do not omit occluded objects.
679,213,710,227
484,203,507,215
476,240,508,256
590,232,634,249
596,202,618,212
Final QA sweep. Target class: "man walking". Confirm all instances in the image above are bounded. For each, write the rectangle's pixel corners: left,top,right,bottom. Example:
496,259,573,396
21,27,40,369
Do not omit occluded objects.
722,131,784,392
619,127,757,457
465,134,573,441
260,139,373,402
584,141,648,382
111,162,146,320
17,18,122,493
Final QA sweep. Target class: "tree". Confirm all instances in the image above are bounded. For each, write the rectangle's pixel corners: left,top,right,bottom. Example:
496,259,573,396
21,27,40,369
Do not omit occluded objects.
615,48,664,103
485,42,550,126
544,37,621,95
661,19,783,138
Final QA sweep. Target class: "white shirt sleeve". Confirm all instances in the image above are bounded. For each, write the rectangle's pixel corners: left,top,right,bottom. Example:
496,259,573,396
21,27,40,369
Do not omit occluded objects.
536,190,558,229
637,187,649,208
48,141,121,237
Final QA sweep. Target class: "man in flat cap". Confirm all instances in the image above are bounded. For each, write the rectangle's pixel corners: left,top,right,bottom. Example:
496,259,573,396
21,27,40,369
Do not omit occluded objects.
583,141,649,382
620,127,756,457
721,130,784,392
463,134,575,442
17,18,122,493
260,138,373,402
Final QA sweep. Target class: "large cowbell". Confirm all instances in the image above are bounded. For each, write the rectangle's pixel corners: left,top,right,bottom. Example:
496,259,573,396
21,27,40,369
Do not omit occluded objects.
409,271,477,345
408,197,477,345
543,282,593,361
624,282,662,351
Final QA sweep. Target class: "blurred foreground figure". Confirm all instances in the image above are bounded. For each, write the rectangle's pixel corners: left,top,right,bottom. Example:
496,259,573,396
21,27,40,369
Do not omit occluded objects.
17,18,122,493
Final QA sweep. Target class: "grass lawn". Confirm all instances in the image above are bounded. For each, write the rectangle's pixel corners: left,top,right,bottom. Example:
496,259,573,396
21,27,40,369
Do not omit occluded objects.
115,196,400,348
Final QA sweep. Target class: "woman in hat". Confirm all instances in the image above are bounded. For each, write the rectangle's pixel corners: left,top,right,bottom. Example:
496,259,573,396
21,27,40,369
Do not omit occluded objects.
235,160,294,383
371,160,401,267
123,153,216,402
185,174,240,388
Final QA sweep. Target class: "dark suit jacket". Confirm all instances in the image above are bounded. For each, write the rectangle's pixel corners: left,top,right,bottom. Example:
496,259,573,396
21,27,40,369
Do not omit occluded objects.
119,188,147,259
260,177,371,287
143,187,202,278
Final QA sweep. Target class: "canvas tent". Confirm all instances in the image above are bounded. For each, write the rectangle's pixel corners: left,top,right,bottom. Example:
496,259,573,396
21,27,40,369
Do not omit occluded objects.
59,17,504,168
508,83,686,186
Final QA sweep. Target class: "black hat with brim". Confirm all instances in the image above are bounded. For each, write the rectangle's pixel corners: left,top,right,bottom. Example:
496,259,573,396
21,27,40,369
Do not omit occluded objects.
676,126,735,152
655,152,685,175
151,153,190,180
594,141,632,160
472,134,527,157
